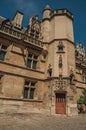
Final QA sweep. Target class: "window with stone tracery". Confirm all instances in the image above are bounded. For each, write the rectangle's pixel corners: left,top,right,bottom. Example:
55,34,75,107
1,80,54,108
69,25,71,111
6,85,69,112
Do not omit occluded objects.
23,81,36,99
30,28,39,39
26,53,38,70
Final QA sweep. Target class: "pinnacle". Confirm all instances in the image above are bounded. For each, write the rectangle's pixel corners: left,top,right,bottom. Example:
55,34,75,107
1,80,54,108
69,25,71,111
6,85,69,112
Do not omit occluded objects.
45,4,51,10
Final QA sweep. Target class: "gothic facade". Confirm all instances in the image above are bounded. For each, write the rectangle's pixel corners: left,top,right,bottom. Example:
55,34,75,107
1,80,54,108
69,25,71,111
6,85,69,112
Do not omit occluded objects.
0,5,86,116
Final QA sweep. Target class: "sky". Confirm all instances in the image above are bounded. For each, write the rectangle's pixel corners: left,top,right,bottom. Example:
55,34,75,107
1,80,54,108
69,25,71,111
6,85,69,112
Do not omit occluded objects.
0,0,86,50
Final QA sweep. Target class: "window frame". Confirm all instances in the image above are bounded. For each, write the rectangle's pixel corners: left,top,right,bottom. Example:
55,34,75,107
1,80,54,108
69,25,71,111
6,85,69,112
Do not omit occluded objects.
23,81,36,99
26,53,38,70
0,44,7,61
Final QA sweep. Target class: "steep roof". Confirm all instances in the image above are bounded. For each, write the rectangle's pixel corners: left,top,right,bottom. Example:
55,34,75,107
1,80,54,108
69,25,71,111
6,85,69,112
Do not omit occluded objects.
0,15,27,34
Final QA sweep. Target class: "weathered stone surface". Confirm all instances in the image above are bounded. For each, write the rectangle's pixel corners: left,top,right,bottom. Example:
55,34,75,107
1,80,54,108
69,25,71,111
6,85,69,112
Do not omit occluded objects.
0,113,86,130
0,6,86,116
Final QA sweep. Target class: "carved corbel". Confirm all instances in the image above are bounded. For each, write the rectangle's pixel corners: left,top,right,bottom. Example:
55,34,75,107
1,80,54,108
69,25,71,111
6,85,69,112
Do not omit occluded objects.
42,45,48,58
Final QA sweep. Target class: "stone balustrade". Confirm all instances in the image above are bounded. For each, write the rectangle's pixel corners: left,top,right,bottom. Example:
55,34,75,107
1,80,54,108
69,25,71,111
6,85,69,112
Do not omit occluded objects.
0,24,43,48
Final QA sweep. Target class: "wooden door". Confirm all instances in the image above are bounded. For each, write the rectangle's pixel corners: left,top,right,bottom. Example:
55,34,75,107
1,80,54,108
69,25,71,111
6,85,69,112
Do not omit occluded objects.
56,93,66,114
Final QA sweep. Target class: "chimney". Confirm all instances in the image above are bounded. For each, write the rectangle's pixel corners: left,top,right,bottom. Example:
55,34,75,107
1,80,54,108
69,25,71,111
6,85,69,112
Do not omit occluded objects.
13,11,23,29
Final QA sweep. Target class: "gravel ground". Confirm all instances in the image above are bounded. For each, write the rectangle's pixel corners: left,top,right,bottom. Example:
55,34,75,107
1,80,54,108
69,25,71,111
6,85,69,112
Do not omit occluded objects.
0,113,86,130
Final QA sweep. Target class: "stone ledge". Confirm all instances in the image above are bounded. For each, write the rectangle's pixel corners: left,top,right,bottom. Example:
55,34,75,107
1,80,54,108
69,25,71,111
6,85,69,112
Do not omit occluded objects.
0,97,43,102
0,60,44,74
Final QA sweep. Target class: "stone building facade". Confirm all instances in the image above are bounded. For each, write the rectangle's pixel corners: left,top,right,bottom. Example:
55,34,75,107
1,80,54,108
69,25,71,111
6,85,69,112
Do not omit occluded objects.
0,5,86,116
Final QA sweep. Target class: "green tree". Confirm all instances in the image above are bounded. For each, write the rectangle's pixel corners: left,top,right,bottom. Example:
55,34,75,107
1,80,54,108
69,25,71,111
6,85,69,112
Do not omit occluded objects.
82,88,86,106
77,95,84,104
77,96,84,113
77,89,86,113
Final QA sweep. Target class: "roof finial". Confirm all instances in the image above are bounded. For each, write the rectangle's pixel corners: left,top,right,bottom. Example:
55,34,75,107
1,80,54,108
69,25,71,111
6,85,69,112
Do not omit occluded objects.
45,5,51,10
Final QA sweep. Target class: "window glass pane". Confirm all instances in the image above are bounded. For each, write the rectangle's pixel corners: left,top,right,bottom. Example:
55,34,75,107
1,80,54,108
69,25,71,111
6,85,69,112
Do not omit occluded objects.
28,54,33,58
25,81,30,86
31,82,36,87
0,51,6,60
34,55,38,59
32,61,37,69
24,88,29,98
27,59,32,68
30,88,35,99
1,45,7,50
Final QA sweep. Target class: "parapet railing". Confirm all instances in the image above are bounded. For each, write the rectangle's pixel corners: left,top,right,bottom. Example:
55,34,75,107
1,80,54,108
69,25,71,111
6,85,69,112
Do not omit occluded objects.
75,57,86,67
0,24,43,48
50,9,73,20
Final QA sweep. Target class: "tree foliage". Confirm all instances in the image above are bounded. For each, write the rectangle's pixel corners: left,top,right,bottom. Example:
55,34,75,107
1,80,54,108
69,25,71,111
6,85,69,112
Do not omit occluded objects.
82,88,86,105
77,89,86,113
77,89,86,105
77,95,84,104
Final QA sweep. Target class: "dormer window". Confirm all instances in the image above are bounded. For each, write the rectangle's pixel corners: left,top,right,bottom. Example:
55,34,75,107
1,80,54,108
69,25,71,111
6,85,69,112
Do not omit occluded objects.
28,16,41,39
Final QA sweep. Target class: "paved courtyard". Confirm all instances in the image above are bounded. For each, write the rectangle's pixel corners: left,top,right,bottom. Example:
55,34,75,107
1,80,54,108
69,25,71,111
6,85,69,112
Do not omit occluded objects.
0,113,86,130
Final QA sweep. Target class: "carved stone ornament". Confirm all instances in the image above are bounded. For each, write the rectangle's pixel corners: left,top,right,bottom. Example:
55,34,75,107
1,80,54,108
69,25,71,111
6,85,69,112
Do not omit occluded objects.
27,15,43,40
29,16,41,31
57,41,64,52
69,70,75,85
53,75,66,91
75,43,86,62
42,45,48,56
59,55,62,68
47,64,52,77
